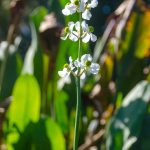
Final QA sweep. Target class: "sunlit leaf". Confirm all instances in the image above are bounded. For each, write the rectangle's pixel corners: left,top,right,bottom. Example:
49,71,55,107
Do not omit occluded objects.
6,74,41,131
106,80,150,150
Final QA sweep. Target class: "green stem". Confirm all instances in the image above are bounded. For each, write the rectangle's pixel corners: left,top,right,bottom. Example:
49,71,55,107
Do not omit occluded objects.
73,76,81,150
73,12,82,150
78,13,82,59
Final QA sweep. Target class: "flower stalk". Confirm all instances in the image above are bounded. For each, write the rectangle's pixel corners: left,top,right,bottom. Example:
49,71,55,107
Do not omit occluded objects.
74,12,82,149
74,76,81,150
58,0,100,149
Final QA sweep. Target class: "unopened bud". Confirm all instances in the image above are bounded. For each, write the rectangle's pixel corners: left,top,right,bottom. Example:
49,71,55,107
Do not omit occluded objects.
74,0,79,5
64,27,69,33
89,26,94,32
64,63,69,68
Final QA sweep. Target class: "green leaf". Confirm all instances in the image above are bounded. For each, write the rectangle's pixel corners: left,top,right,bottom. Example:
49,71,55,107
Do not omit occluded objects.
30,6,48,31
132,114,150,150
55,91,69,134
14,117,66,150
6,74,41,131
106,80,150,150
0,53,22,100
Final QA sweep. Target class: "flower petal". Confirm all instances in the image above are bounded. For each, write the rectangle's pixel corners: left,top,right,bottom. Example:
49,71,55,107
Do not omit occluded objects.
82,33,91,43
75,21,80,31
81,54,92,63
90,63,100,74
90,33,97,42
69,33,78,42
58,68,68,78
80,72,86,79
57,76,71,90
89,0,98,8
81,21,88,32
82,9,92,20
62,7,70,16
68,21,75,31
74,59,81,67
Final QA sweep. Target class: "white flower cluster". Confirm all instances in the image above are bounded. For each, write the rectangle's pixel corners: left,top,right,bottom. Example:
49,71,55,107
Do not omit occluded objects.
58,0,100,89
61,21,97,43
62,0,98,20
58,54,100,79
61,0,98,42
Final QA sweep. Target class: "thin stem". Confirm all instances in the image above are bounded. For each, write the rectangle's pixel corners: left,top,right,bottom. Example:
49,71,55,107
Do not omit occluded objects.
73,12,82,150
73,76,81,150
78,13,82,59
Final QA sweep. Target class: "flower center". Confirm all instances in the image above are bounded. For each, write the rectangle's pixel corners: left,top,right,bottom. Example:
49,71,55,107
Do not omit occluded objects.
85,60,91,67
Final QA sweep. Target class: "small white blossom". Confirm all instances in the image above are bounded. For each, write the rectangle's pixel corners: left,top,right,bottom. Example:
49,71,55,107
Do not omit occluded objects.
88,0,98,8
58,54,100,86
62,3,77,16
81,21,97,43
58,56,74,78
63,21,97,43
82,9,92,20
80,54,100,74
61,22,78,42
90,63,100,74
62,0,98,21
82,0,98,20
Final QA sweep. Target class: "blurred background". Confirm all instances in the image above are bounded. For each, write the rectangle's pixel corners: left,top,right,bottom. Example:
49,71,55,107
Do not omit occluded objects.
0,0,150,150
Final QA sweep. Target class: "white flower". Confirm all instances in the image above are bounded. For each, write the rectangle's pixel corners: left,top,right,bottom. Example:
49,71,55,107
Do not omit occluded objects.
90,63,100,74
78,0,88,12
88,0,98,8
82,9,92,20
80,54,100,74
62,3,77,16
81,21,97,43
61,22,78,42
57,76,71,90
82,0,98,20
58,56,75,78
81,54,92,65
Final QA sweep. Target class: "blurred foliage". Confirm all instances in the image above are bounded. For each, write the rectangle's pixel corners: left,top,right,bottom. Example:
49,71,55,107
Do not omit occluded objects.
0,0,150,150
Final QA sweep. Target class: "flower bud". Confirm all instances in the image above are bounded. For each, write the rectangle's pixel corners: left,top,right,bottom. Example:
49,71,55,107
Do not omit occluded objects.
89,26,94,32
64,63,69,68
74,0,79,6
64,27,69,33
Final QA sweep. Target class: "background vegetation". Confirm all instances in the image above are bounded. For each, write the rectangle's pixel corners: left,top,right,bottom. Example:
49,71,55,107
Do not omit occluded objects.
0,0,150,150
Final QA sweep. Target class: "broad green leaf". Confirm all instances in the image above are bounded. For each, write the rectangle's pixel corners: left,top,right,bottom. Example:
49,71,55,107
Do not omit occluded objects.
55,91,69,134
45,117,66,150
106,80,150,150
0,53,22,100
132,114,150,150
14,117,66,150
6,74,41,132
